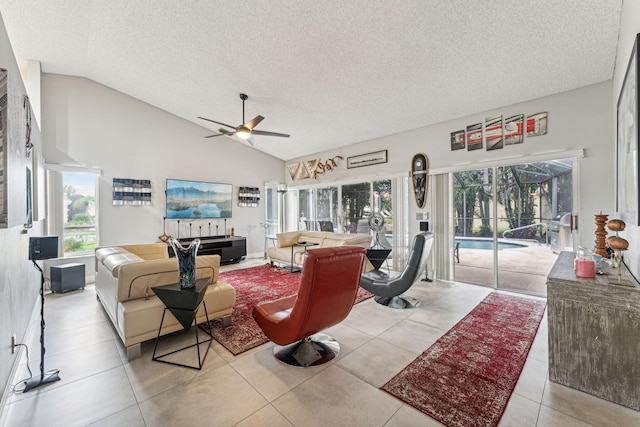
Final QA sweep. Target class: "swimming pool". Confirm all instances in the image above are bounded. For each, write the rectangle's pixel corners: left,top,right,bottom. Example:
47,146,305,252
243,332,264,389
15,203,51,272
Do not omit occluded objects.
455,238,527,250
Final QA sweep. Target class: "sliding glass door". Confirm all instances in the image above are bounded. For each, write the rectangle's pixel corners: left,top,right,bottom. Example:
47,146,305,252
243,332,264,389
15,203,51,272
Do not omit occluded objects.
298,189,315,230
341,183,371,233
453,168,496,287
316,187,338,232
496,161,572,294
453,158,573,296
282,178,404,266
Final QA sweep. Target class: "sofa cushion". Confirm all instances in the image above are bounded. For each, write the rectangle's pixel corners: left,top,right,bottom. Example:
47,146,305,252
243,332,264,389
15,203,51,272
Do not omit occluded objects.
277,231,302,247
118,279,235,346
102,251,145,277
267,246,293,263
120,243,168,260
322,238,347,247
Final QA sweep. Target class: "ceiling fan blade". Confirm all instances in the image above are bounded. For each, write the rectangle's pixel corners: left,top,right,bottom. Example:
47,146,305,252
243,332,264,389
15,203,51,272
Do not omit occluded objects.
197,116,237,129
244,115,264,131
247,137,257,148
217,128,235,135
204,133,227,138
251,129,290,138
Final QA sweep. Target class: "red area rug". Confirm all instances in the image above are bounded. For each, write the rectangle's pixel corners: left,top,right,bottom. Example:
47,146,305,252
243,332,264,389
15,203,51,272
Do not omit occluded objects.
200,264,373,355
381,292,546,427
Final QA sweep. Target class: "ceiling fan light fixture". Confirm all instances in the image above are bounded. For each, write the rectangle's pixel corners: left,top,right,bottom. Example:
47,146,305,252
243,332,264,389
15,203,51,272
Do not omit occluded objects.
236,128,251,139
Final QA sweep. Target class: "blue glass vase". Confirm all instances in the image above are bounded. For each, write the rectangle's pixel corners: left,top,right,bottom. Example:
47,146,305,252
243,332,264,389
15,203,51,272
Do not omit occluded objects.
170,238,200,289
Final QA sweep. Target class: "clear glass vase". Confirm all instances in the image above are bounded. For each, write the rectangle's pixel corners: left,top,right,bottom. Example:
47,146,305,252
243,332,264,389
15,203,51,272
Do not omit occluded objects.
170,238,200,289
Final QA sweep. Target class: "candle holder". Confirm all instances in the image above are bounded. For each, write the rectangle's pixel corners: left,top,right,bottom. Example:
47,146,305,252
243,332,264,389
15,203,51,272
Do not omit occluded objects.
158,217,171,243
608,248,633,286
594,213,608,257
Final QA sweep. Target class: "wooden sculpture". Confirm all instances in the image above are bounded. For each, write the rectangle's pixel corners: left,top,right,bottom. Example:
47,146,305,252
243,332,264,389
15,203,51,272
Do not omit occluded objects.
411,153,429,209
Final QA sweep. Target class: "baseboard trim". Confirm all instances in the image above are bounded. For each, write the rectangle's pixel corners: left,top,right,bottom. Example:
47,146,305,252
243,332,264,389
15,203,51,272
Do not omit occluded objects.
0,332,28,423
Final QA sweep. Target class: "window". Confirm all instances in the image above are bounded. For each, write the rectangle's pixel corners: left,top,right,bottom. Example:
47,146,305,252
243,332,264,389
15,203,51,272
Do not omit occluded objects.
62,171,96,254
341,182,371,233
316,187,338,231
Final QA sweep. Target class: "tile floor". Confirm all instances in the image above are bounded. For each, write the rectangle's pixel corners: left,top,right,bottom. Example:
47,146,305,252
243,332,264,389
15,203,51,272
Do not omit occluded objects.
1,258,639,427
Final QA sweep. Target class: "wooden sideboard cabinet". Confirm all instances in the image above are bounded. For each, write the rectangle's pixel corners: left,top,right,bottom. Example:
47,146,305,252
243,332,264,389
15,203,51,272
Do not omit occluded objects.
546,251,640,411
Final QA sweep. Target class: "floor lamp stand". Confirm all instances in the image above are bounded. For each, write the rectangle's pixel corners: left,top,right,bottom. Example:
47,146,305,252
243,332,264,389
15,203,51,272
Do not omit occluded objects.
23,260,60,392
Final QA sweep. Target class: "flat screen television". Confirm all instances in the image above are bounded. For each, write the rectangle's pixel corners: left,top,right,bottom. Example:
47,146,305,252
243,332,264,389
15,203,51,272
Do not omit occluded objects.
166,179,232,219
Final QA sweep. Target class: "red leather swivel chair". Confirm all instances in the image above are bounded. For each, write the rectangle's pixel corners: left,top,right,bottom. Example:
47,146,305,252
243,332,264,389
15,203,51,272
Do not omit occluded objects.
252,246,366,367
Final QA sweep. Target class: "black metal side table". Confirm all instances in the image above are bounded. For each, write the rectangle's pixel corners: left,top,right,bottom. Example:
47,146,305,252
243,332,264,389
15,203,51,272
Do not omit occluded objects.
290,241,319,272
151,277,212,370
366,248,392,273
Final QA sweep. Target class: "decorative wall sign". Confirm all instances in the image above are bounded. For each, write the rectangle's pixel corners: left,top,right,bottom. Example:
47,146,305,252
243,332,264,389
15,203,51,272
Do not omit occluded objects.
485,115,503,151
112,178,152,205
313,156,343,178
466,123,482,151
616,33,639,225
450,130,465,150
411,153,429,209
287,162,310,180
346,150,387,169
288,155,344,180
526,112,548,137
504,114,524,145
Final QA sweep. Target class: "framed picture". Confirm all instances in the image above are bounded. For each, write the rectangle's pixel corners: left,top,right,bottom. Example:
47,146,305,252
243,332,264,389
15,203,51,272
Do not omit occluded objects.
485,115,503,150
466,123,482,151
526,112,548,137
504,114,524,145
450,130,465,150
616,33,640,225
25,167,32,228
346,150,387,168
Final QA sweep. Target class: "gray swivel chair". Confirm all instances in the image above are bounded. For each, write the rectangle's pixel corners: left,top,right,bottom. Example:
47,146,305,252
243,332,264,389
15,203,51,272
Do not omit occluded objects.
359,232,433,309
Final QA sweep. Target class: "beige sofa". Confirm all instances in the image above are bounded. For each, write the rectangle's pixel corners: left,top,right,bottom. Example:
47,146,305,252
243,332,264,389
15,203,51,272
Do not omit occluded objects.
267,231,372,269
95,243,235,360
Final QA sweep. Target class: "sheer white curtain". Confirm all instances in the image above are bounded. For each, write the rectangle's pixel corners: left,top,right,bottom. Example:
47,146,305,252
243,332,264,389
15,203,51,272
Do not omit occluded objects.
432,173,453,281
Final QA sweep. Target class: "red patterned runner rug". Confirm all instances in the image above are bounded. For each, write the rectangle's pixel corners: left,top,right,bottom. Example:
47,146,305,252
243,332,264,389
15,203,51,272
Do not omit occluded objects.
200,264,373,355
381,292,546,427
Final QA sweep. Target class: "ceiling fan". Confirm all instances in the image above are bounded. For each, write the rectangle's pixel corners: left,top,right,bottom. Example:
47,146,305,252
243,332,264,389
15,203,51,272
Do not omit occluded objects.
198,93,290,147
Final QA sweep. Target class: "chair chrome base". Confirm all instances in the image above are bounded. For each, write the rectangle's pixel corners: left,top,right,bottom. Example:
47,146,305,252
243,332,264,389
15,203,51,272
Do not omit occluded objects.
375,295,421,309
273,333,340,367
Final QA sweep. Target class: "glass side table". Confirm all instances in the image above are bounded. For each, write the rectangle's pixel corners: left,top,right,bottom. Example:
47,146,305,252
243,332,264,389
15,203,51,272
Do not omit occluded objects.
290,241,319,272
151,277,212,370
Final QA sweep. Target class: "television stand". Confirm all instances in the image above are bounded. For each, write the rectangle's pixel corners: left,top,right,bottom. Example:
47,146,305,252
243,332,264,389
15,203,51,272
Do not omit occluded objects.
169,235,246,264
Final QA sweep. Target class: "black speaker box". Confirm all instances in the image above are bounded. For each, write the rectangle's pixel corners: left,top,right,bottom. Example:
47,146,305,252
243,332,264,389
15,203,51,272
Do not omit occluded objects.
29,236,59,260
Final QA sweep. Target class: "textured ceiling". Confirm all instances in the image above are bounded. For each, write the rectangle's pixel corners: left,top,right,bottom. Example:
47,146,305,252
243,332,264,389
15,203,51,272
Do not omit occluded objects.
0,0,622,161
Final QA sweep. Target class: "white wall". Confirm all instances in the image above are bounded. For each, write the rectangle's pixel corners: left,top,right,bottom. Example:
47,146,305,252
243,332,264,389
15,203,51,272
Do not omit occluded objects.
41,74,285,256
285,82,614,250
0,14,44,412
613,1,640,280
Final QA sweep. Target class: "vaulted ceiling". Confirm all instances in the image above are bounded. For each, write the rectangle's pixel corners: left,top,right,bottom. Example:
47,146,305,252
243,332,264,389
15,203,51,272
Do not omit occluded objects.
0,0,622,161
